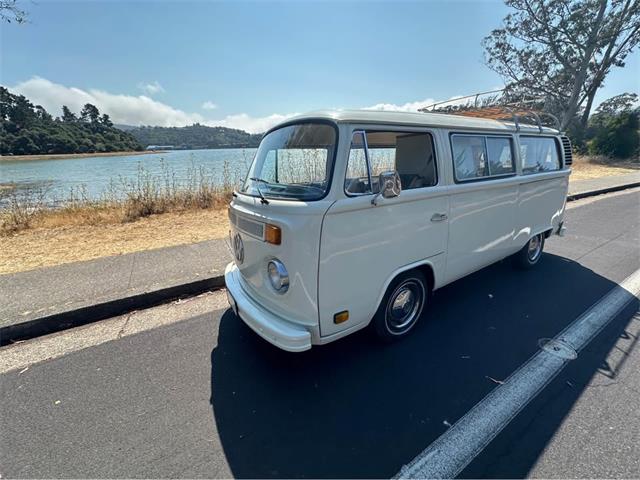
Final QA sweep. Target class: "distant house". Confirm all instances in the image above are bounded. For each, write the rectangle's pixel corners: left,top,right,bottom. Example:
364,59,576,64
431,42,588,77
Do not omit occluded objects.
145,145,176,151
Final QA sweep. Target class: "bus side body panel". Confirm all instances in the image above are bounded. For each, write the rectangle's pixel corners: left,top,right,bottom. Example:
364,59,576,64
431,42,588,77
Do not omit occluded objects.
444,178,519,284
515,172,569,247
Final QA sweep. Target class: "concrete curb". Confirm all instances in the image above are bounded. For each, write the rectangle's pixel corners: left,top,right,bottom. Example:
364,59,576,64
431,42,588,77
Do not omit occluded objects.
0,275,225,346
567,181,640,201
2,180,638,346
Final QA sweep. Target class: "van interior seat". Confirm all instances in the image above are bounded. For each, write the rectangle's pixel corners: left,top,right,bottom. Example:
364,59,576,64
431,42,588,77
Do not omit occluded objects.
395,134,436,189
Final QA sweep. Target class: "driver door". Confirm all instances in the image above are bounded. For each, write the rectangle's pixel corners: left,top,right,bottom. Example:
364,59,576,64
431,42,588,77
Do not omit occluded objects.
318,129,448,337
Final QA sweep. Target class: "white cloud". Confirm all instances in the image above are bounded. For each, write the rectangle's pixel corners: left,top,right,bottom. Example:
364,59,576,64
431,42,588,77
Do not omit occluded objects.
10,77,203,127
6,77,292,132
201,101,218,110
364,95,470,112
364,98,438,112
137,81,165,95
6,76,477,134
211,113,296,133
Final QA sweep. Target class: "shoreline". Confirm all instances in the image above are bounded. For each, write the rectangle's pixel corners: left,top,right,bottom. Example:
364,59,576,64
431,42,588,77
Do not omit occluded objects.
0,151,166,162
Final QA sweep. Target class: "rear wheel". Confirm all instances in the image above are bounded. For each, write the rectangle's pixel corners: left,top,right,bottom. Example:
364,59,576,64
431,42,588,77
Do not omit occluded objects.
372,270,428,342
513,233,545,269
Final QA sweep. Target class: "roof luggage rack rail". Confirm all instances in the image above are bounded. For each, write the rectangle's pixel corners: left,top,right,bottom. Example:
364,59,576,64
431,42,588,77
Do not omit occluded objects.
419,88,561,132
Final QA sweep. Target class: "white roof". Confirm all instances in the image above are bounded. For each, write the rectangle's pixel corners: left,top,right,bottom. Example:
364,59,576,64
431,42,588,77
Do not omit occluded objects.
277,109,559,134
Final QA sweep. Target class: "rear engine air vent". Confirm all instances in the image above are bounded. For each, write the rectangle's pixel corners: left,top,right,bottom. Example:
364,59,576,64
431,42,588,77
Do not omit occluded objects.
561,136,573,166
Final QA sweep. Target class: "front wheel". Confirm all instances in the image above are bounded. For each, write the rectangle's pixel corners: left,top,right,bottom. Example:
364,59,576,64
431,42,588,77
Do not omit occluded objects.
513,233,545,269
372,270,428,342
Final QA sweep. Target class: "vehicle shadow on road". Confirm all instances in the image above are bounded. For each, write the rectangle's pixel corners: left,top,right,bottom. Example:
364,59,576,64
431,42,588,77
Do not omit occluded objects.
210,254,636,478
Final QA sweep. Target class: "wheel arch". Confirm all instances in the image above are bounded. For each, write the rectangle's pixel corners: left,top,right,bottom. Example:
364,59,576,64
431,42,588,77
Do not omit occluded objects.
371,259,436,324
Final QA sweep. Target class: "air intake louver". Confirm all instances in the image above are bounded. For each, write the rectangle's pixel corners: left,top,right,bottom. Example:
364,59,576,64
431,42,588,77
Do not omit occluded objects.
561,136,573,166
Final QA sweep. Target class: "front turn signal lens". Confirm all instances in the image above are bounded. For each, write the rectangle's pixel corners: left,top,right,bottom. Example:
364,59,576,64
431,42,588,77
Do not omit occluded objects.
265,224,281,245
334,311,349,324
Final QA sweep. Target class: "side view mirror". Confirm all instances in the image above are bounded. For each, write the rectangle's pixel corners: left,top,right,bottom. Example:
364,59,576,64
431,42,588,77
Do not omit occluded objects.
371,170,401,206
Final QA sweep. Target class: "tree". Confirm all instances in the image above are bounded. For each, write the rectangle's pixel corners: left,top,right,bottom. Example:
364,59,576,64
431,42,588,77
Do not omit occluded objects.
0,86,12,122
61,105,77,123
4,92,37,129
100,113,113,127
80,103,100,124
35,105,53,123
483,0,640,130
1,88,143,155
0,0,28,23
585,92,640,157
13,133,39,155
593,92,638,114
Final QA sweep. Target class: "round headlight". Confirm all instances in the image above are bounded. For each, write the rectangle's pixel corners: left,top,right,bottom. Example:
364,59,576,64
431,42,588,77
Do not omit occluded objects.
267,259,289,293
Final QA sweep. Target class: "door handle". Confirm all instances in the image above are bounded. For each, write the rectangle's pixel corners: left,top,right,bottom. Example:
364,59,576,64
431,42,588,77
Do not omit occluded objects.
430,213,448,222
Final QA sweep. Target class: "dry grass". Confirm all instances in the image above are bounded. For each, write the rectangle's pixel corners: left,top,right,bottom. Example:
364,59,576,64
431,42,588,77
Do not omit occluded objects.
0,161,237,273
0,163,234,235
570,154,639,180
1,154,638,275
0,208,230,274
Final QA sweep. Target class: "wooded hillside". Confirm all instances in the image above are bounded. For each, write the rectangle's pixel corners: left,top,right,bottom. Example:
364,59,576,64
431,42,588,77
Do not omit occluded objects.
126,124,262,149
0,87,142,155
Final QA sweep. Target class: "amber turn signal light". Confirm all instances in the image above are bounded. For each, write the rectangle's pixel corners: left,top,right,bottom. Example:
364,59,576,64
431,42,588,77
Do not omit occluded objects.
265,224,281,245
334,311,349,324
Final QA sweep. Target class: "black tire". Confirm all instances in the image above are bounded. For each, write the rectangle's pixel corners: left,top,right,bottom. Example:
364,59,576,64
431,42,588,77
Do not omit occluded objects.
372,270,428,342
512,233,545,269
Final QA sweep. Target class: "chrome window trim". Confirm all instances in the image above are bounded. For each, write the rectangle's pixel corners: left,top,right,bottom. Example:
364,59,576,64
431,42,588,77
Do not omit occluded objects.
518,135,562,175
362,130,374,195
450,132,516,184
344,127,439,197
344,130,374,197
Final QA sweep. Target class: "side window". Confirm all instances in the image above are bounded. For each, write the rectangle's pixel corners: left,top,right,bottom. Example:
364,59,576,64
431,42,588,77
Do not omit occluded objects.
452,134,515,181
486,137,514,176
452,135,487,180
345,130,437,195
520,137,560,174
345,131,371,195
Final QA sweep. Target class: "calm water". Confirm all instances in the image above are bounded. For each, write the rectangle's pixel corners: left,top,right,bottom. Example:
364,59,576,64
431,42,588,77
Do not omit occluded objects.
0,148,257,205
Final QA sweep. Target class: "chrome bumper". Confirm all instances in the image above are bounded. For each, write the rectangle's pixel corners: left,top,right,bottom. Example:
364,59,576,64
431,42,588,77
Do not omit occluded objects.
224,263,312,352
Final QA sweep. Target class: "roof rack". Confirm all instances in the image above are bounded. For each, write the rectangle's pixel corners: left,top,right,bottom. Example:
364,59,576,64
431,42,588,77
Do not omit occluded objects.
419,88,561,132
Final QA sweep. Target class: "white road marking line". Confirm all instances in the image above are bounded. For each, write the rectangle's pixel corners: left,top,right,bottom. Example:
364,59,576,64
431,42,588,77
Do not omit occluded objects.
395,268,640,479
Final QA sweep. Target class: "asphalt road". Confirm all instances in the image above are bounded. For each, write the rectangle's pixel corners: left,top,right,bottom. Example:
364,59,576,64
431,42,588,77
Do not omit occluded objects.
1,189,639,479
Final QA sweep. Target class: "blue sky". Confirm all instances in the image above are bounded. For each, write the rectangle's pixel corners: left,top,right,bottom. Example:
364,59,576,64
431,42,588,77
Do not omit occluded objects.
2,0,639,132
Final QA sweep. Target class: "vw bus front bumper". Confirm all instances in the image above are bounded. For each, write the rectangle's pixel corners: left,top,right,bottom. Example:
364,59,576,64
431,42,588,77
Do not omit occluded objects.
224,262,312,352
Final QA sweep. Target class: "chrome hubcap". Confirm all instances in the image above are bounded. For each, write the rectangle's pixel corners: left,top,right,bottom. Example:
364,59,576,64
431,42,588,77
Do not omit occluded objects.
527,235,542,262
386,279,425,334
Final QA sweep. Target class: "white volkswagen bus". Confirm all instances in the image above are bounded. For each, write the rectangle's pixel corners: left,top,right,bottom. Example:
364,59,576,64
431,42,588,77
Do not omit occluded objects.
224,110,571,351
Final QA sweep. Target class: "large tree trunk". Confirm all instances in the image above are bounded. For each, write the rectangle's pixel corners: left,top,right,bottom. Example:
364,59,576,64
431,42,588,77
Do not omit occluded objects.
560,0,608,130
580,88,598,129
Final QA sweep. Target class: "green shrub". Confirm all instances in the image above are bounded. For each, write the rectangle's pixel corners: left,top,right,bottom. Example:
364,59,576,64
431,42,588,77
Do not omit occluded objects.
587,110,639,159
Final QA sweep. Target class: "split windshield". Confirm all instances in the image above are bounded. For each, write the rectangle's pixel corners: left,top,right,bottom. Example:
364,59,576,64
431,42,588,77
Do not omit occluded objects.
241,123,336,201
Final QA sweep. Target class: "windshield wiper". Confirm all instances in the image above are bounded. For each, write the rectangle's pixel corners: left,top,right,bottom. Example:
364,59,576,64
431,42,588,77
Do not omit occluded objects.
249,177,270,205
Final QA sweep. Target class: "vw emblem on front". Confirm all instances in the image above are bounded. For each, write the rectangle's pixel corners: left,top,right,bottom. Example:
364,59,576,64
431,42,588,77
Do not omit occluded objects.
233,233,244,264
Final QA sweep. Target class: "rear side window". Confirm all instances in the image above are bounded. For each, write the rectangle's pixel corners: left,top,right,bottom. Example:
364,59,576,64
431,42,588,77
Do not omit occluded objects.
451,134,515,182
520,137,560,174
345,131,437,195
